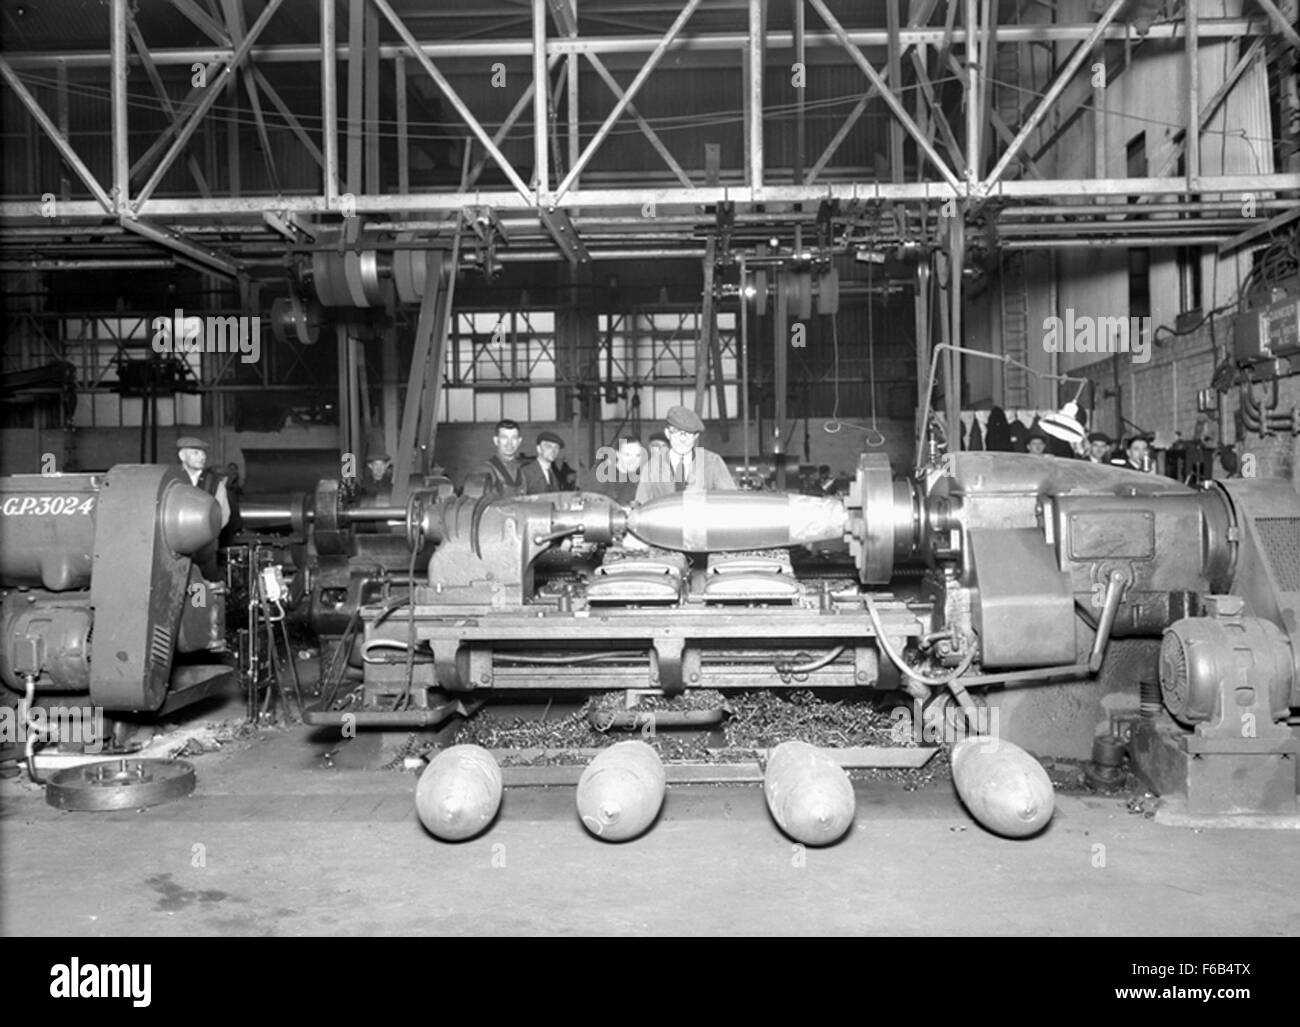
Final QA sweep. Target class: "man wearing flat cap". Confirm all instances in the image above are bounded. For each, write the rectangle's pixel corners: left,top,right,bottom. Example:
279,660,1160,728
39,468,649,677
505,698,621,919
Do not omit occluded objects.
635,405,735,504
1084,431,1114,464
168,436,230,580
521,430,568,493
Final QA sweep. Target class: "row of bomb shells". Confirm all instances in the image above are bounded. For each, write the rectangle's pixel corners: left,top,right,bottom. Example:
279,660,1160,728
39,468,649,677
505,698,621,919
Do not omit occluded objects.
415,738,1056,843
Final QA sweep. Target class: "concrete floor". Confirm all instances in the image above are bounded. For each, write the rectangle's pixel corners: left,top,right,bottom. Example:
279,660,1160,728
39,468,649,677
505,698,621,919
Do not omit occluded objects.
3,699,1299,937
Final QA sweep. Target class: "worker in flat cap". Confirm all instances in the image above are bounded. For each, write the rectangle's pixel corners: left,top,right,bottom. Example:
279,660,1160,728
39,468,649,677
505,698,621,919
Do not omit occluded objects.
359,445,393,504
635,405,735,504
1111,434,1155,473
1025,425,1049,456
1084,431,1114,464
521,430,568,493
167,436,230,580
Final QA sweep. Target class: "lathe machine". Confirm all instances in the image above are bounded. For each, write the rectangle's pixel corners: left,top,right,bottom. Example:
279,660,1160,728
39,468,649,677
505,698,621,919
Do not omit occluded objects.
2,453,1297,814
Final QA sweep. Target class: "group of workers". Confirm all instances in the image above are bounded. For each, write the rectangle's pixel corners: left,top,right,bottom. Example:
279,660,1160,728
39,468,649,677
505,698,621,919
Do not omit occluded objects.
473,407,737,505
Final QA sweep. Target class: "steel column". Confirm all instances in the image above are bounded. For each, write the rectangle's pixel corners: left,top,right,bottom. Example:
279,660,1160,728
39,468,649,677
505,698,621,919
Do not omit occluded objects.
747,0,765,192
534,0,550,195
396,55,409,194
110,0,129,211
1187,0,1199,186
321,0,339,207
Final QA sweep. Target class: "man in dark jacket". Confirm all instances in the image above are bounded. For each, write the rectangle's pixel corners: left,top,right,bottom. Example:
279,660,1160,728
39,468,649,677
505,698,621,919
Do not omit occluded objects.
166,436,229,580
473,419,526,495
520,430,567,492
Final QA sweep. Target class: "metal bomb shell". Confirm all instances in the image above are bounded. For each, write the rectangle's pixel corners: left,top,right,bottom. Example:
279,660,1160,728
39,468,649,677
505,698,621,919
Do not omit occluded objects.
576,740,666,841
763,740,856,846
950,736,1055,838
415,744,503,841
626,491,848,551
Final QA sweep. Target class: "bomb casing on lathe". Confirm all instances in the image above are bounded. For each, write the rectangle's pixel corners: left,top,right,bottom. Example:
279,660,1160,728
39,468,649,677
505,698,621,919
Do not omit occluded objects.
763,740,857,846
950,736,1055,838
576,740,666,841
626,491,849,551
415,744,503,841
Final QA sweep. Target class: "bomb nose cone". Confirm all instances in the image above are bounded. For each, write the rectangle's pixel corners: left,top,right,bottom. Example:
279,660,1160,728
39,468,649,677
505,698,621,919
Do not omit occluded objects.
161,482,221,555
763,741,856,846
576,741,665,842
416,744,503,841
951,737,1055,838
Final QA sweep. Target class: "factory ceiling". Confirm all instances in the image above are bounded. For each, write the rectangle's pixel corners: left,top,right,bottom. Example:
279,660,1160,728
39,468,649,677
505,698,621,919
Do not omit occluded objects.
0,0,1297,284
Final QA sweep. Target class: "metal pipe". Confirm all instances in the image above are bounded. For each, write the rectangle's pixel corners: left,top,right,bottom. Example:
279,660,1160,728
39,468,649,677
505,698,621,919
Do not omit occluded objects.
321,0,339,206
7,174,1298,220
1004,235,1236,248
0,258,176,271
999,217,1258,234
2,20,1269,68
532,0,549,196
964,0,977,185
1000,199,1295,216
740,254,751,483
110,0,129,212
747,0,764,192
1186,0,1199,187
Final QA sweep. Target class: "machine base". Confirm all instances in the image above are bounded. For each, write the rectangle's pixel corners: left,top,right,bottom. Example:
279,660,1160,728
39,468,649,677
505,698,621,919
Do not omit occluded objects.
1124,715,1299,816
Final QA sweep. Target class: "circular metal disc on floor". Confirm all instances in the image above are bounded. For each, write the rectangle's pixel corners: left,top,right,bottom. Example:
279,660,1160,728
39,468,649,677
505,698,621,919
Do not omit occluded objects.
45,759,197,812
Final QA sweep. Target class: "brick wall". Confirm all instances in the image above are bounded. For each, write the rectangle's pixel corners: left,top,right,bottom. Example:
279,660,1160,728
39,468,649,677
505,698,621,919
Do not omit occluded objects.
1070,318,1300,483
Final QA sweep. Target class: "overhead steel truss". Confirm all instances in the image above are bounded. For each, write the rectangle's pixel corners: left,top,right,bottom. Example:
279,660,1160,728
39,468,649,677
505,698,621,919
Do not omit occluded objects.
0,0,1297,275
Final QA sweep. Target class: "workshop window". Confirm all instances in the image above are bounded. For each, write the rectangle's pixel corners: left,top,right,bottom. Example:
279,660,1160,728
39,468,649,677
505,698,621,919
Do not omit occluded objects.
595,311,739,424
444,310,557,423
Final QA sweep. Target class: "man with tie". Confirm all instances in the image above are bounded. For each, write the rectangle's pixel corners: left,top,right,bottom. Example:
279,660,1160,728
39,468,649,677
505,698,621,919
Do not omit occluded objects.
521,430,567,492
635,405,735,504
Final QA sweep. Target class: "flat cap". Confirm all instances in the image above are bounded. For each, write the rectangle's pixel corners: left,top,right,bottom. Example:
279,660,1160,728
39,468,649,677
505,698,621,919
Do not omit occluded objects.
176,436,209,451
536,430,565,448
1086,431,1113,444
648,431,669,446
665,405,704,433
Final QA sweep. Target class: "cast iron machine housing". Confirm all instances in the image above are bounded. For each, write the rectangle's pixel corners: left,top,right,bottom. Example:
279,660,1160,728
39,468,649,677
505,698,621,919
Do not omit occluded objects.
0,465,236,727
